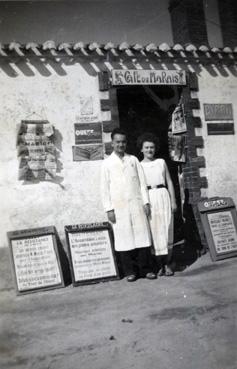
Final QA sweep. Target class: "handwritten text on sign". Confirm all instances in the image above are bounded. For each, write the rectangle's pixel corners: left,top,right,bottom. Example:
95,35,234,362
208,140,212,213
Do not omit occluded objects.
112,70,186,85
207,211,237,254
68,230,116,281
11,235,61,291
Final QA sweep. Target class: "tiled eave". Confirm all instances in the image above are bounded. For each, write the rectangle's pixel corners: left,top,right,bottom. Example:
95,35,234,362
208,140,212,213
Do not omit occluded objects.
0,41,236,61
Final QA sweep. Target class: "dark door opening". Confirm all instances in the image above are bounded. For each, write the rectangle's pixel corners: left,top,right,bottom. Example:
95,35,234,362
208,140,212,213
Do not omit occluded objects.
116,85,184,243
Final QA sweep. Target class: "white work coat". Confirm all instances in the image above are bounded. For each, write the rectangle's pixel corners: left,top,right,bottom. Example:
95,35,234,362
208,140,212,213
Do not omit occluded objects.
101,152,151,251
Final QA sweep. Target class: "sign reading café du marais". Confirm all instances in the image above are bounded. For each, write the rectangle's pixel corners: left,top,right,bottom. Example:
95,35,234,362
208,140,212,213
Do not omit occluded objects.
112,69,186,86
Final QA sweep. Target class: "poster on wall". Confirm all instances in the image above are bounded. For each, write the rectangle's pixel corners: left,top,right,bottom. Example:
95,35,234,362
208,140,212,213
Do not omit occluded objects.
171,104,187,134
17,120,59,182
7,226,65,295
168,133,186,162
65,222,119,286
76,96,100,123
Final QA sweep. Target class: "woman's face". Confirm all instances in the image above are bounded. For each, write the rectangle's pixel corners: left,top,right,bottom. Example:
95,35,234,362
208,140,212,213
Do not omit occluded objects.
141,141,156,159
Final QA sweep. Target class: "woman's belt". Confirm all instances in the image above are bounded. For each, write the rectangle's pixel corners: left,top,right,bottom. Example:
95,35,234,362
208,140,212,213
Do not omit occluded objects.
147,184,166,190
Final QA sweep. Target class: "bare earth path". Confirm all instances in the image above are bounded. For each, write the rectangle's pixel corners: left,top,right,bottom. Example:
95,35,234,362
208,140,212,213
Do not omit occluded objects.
0,248,236,369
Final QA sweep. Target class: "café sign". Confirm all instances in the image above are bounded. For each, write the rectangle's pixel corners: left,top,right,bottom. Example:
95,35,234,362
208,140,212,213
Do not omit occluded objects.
112,69,186,86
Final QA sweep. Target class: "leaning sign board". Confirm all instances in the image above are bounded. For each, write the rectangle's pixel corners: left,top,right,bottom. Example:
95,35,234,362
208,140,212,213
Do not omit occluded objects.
7,226,65,295
111,69,186,85
65,222,119,286
198,197,237,261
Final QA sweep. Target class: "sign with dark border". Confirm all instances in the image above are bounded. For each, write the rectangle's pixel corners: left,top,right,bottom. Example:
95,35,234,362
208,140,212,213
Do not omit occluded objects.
204,104,233,121
207,123,234,135
74,122,102,145
7,226,66,295
65,222,119,286
112,69,186,85
198,197,237,261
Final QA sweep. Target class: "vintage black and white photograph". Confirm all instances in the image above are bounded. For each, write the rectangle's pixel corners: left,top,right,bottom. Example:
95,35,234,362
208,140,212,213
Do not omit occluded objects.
0,1,236,369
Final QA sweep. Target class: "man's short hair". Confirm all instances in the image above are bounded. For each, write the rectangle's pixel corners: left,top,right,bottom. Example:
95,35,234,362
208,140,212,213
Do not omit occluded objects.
111,128,127,140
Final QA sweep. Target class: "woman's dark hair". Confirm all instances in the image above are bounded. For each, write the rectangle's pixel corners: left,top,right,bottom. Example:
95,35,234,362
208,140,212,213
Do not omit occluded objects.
137,132,160,151
111,128,127,140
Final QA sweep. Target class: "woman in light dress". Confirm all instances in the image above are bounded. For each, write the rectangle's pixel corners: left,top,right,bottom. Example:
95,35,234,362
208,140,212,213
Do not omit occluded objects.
138,133,177,276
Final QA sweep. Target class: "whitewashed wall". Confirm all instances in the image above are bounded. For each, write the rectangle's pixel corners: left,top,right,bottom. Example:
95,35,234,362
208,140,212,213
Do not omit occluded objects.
0,60,237,248
0,62,106,248
197,68,237,204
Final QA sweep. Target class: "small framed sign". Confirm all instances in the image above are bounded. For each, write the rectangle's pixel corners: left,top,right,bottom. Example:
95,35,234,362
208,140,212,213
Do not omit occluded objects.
7,226,66,295
74,122,102,145
204,104,233,121
198,197,237,261
65,222,119,286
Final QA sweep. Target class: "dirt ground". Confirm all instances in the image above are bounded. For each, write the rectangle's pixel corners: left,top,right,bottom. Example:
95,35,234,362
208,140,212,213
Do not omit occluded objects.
0,246,236,369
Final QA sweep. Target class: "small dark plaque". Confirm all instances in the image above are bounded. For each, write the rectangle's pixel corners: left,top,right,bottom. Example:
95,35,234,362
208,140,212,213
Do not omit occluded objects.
7,226,66,295
198,197,237,261
207,123,234,135
74,122,102,145
204,104,233,121
65,222,119,286
72,144,103,161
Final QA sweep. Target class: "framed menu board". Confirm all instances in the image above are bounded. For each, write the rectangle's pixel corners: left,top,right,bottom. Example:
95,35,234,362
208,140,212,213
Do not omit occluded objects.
7,226,65,295
65,222,119,286
198,197,237,261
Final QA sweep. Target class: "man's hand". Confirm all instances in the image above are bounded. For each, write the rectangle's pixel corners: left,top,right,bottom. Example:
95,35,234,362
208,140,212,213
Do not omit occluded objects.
144,204,151,218
107,210,116,224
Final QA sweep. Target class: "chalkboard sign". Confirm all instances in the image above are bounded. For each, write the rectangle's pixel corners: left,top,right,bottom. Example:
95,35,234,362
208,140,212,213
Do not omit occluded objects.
7,226,66,295
198,197,237,261
65,222,119,286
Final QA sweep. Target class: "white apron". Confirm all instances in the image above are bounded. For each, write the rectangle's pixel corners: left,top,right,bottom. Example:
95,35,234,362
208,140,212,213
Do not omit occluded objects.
101,152,151,251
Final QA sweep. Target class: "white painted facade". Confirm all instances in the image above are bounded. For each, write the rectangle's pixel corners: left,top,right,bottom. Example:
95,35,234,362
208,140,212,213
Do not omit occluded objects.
0,59,237,248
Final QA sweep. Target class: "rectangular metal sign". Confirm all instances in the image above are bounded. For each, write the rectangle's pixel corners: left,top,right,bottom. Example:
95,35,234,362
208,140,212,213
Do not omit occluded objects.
112,69,186,85
198,197,237,261
74,122,102,145
204,104,233,121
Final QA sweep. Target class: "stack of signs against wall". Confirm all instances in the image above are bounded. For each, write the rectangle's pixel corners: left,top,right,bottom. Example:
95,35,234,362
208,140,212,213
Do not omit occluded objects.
72,96,103,161
17,120,57,182
168,103,187,163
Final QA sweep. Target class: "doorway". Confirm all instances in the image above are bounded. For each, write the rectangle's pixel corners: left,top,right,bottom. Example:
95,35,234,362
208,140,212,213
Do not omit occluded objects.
116,84,184,243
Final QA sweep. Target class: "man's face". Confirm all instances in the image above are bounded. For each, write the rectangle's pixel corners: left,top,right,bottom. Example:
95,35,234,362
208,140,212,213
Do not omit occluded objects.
112,134,127,155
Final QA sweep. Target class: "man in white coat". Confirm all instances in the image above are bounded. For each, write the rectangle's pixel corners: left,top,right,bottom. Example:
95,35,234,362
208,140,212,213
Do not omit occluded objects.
101,128,156,282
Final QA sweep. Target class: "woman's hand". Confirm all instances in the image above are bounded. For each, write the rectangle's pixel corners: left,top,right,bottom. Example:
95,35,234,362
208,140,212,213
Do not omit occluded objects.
107,210,116,224
144,203,151,218
171,202,177,213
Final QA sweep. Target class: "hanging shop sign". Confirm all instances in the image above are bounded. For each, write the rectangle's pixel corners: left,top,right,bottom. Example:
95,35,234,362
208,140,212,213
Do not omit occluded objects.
112,69,186,86
74,122,102,145
17,120,58,182
65,222,119,286
7,226,66,295
198,197,237,261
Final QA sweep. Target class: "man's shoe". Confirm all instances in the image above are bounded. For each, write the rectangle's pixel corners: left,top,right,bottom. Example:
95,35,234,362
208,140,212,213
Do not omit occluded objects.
146,272,157,280
126,274,137,282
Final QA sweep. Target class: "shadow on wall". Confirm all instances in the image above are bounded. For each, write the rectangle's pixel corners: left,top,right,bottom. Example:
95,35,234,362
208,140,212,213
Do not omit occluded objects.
0,51,237,79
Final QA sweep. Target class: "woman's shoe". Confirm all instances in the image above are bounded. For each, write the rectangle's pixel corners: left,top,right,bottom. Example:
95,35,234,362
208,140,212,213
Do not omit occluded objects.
164,265,174,276
126,274,137,282
146,272,157,280
157,266,165,276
